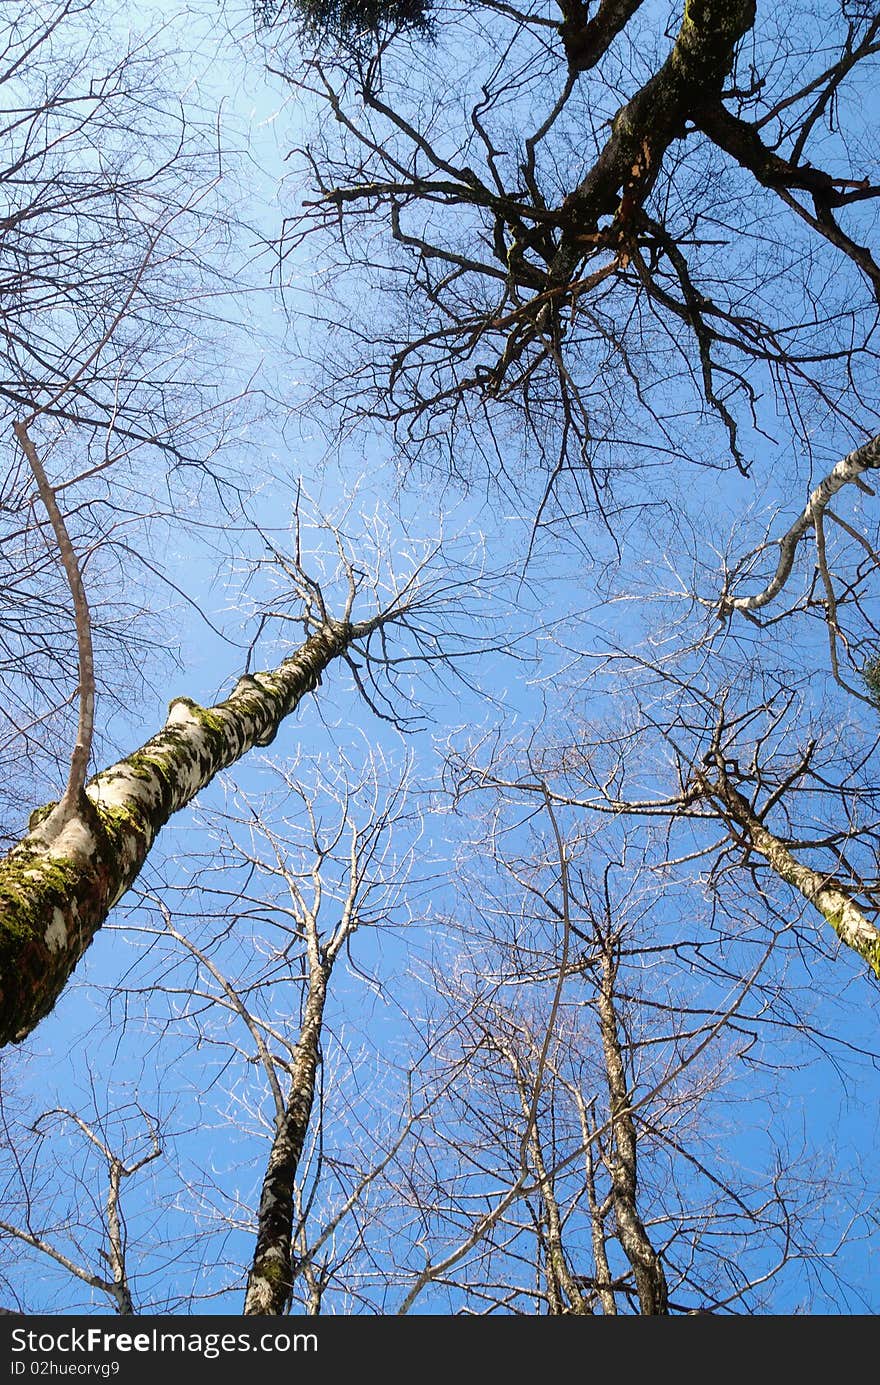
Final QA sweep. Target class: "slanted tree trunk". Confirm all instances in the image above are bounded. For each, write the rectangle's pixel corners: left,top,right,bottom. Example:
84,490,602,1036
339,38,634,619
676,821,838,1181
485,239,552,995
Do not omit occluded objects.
0,617,373,1046
551,0,757,282
696,759,880,978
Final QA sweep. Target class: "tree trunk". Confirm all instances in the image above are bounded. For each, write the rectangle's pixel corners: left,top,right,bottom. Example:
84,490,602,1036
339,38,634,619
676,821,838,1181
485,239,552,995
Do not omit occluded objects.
698,766,880,977
552,0,757,281
0,620,357,1046
243,965,328,1315
597,950,669,1315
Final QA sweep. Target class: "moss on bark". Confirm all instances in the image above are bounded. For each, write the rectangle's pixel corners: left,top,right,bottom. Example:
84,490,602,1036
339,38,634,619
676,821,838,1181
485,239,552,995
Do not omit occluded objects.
0,622,355,1046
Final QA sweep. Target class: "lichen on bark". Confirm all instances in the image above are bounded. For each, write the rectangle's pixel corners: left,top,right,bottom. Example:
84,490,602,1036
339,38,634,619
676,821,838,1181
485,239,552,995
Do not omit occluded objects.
0,619,359,1046
696,765,880,980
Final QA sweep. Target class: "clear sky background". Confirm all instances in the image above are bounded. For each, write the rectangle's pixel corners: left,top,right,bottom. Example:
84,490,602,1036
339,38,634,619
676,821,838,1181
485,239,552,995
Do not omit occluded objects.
2,0,879,1314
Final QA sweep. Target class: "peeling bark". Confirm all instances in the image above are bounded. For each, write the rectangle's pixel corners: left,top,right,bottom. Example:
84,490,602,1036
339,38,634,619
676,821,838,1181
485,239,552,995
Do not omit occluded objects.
0,618,367,1046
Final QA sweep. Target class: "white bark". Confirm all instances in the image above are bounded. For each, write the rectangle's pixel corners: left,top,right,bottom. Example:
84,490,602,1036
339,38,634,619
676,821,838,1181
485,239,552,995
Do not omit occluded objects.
698,768,880,977
0,618,370,1045
722,434,880,614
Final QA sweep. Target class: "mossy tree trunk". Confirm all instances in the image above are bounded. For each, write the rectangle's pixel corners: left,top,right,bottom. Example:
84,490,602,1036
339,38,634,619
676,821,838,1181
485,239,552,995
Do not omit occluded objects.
0,616,376,1047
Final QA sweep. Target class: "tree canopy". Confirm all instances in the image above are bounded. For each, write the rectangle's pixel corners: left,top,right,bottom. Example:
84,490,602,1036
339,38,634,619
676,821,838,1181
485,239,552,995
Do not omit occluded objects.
0,0,879,1317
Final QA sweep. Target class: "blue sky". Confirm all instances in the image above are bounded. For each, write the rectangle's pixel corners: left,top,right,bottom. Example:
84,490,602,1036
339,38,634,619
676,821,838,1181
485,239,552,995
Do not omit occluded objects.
2,0,880,1315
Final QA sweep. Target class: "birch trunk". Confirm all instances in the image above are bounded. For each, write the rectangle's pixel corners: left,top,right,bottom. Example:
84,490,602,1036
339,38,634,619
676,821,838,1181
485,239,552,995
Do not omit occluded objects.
0,618,361,1046
699,769,880,978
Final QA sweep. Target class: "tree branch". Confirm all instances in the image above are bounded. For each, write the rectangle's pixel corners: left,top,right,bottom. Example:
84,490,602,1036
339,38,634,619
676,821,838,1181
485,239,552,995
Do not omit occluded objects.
13,421,95,825
719,433,880,615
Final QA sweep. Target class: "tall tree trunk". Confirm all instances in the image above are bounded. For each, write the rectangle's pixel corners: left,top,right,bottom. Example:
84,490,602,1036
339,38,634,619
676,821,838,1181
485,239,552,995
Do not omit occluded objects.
0,618,362,1046
597,949,669,1315
244,964,328,1315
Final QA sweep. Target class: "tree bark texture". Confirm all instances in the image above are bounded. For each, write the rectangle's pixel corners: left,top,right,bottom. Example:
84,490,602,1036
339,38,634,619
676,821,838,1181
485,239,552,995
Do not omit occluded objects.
698,768,880,977
243,965,328,1315
0,620,356,1046
597,951,669,1315
552,0,757,280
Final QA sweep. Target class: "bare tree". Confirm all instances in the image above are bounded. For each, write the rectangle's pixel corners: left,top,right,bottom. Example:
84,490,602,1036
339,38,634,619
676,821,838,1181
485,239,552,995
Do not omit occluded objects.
0,0,230,453
218,751,415,1314
0,746,436,1315
0,490,491,1047
262,0,880,518
2,679,875,1314
364,769,866,1315
0,0,267,851
1,0,878,1319
505,665,880,981
0,1088,164,1314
